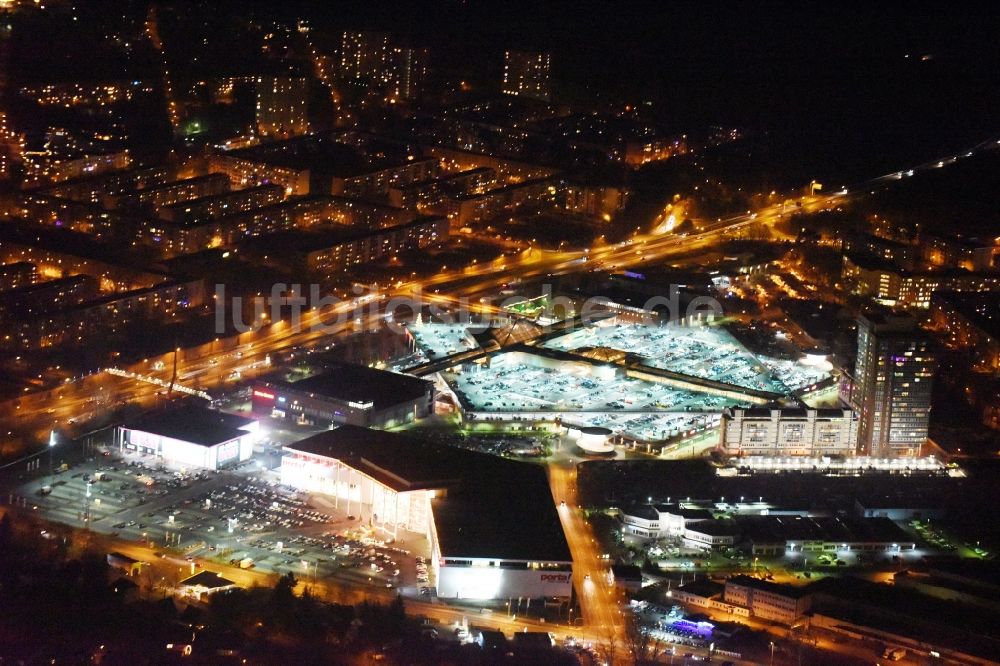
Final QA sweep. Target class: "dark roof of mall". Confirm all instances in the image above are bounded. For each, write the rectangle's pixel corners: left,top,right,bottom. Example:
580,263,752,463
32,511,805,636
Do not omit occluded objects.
123,404,254,447
260,363,433,411
285,425,571,562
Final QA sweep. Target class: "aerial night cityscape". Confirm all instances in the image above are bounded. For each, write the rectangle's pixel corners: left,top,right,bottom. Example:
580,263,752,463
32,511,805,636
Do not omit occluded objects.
1,2,999,665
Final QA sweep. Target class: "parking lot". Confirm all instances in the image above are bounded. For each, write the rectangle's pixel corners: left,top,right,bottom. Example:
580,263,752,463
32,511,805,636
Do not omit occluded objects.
7,443,433,595
403,322,478,366
446,352,741,441
542,321,830,394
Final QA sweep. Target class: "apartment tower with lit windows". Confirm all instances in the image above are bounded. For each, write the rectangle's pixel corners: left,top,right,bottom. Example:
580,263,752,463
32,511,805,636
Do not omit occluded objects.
852,312,936,457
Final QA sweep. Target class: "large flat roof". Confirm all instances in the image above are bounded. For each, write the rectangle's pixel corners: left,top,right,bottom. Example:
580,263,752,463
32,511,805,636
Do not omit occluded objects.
284,425,571,562
123,404,254,447
259,363,433,411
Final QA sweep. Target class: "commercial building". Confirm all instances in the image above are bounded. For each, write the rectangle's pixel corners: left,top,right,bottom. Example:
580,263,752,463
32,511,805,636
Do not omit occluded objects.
737,514,916,556
255,76,309,138
683,520,738,549
724,576,813,625
852,313,935,457
179,571,239,599
809,576,1000,665
718,407,859,457
252,362,435,428
116,405,258,470
279,425,572,601
502,50,551,102
619,503,712,540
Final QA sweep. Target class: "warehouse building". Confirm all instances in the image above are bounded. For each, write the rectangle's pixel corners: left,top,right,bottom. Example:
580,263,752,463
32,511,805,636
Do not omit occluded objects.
116,404,258,470
280,425,572,601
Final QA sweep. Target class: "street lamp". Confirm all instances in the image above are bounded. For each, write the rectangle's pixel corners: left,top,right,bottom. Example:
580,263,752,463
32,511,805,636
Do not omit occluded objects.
48,430,57,483
770,640,776,666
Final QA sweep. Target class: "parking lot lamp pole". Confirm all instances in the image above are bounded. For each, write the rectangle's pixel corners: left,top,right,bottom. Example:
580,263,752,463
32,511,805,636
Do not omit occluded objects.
48,430,56,483
770,640,776,666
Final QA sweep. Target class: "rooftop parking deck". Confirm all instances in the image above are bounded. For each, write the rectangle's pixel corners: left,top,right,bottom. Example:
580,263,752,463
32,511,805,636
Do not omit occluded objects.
541,321,813,394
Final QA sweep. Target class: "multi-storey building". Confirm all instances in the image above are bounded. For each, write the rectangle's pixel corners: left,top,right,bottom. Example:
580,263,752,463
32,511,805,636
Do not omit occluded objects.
440,177,559,227
18,80,150,107
141,195,335,256
563,182,630,220
842,252,1000,309
842,233,919,270
387,46,429,101
157,184,285,224
22,145,131,185
209,152,311,196
719,407,859,457
852,313,935,457
502,50,551,102
929,291,1000,372
724,576,813,625
251,216,448,275
107,174,231,211
339,31,391,83
255,76,309,138
0,261,36,291
387,167,497,209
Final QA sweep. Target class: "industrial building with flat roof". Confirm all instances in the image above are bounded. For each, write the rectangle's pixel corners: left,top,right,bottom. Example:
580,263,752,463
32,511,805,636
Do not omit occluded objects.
280,425,572,601
252,362,435,428
116,404,258,470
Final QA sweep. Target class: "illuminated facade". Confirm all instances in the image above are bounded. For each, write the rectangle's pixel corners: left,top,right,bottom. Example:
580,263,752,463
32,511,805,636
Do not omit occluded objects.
252,363,435,429
116,406,258,471
279,426,573,602
719,407,859,457
502,50,551,102
255,76,309,138
852,313,935,457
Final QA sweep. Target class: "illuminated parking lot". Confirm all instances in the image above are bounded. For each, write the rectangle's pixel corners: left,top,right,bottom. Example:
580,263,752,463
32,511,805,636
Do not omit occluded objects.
542,321,830,394
404,318,836,443
445,352,743,441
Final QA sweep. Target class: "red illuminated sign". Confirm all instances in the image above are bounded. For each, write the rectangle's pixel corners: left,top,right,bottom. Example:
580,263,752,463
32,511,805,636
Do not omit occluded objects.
253,390,275,400
540,573,571,583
